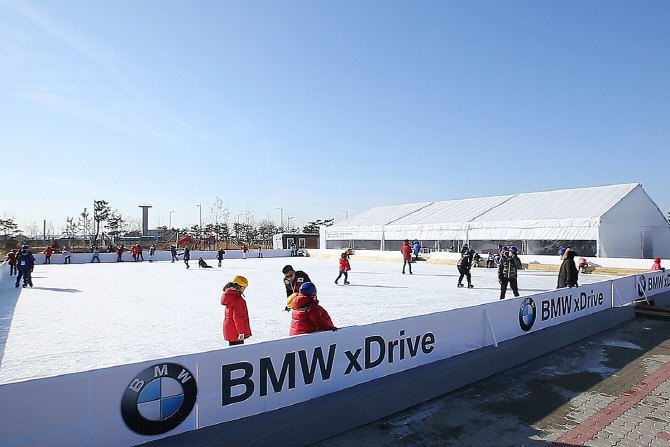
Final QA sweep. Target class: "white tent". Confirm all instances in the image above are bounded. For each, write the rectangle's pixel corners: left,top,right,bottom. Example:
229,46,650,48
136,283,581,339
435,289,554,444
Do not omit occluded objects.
324,183,670,258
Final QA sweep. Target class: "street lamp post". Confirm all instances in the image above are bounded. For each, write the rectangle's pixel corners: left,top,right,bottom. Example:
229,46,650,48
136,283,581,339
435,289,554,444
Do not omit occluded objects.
342,210,349,220
287,216,294,232
169,211,175,230
276,207,284,231
197,204,202,240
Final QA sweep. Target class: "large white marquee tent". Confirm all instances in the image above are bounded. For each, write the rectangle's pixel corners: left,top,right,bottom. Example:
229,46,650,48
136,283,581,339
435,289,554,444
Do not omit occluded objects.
323,183,670,258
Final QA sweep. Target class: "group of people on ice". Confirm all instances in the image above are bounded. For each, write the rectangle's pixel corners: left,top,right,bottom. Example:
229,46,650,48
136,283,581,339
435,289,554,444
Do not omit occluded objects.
221,263,339,346
5,245,36,288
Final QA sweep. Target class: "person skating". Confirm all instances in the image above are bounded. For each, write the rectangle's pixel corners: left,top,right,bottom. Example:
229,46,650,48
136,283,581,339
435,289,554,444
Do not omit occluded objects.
242,245,248,259
289,282,338,335
131,245,138,261
62,247,72,264
216,249,225,267
116,244,125,262
557,248,579,288
5,249,17,276
498,246,522,300
91,246,100,263
334,252,351,285
412,240,421,262
137,244,144,261
457,249,473,288
651,257,665,272
198,257,212,268
486,251,495,268
183,246,191,269
283,264,311,298
401,240,412,274
43,246,53,264
15,246,36,288
149,244,156,262
221,275,251,346
170,245,178,262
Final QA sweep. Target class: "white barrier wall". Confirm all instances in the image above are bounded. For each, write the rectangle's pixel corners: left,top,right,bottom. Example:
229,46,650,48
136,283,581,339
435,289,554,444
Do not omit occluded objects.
27,249,291,265
0,271,668,447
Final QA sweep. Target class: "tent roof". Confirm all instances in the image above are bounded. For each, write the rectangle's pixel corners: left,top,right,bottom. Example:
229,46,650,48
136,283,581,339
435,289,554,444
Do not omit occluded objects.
336,183,641,227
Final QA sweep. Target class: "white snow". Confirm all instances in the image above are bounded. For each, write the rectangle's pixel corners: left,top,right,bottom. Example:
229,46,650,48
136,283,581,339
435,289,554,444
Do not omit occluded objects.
0,257,617,384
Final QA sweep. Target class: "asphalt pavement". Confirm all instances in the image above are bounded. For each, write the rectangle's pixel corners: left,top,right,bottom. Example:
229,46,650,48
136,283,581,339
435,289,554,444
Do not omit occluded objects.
309,316,670,447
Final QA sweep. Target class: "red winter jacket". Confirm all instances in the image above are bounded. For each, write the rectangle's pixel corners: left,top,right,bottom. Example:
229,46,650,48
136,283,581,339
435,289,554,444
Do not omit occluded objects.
221,288,251,342
339,257,350,272
400,243,412,260
289,294,336,335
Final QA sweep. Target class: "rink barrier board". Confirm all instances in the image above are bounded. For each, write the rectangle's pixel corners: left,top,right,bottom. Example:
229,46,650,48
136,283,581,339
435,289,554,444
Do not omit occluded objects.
0,271,668,447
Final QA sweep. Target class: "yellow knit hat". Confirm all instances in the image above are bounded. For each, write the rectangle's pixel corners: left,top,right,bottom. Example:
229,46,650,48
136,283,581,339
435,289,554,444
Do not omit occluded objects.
232,275,248,287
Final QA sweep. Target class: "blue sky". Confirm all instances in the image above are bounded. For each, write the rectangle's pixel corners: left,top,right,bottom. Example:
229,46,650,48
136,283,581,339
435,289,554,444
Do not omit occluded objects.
1,0,669,233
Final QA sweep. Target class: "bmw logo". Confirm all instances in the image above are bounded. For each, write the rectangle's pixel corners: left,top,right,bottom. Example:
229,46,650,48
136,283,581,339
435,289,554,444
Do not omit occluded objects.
519,298,536,332
637,275,646,297
121,363,197,436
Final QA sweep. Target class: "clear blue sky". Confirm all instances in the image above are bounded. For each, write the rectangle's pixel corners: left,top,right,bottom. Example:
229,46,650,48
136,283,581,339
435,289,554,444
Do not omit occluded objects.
2,0,669,233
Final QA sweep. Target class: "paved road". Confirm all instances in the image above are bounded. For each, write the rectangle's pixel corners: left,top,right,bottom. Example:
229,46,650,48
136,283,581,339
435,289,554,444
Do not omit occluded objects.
310,316,670,446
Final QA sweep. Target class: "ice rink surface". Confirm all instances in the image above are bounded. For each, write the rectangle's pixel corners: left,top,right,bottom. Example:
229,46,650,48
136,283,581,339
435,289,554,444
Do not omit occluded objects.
0,256,618,385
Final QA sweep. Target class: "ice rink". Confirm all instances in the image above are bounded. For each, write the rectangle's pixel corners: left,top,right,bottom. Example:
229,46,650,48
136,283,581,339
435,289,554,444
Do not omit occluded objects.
0,256,618,385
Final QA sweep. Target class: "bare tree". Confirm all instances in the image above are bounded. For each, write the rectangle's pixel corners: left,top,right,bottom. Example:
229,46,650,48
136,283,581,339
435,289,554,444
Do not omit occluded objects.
79,208,92,249
93,200,111,245
23,220,40,240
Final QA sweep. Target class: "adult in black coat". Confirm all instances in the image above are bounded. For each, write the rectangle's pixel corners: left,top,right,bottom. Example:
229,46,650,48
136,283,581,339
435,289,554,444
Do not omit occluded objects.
557,248,579,288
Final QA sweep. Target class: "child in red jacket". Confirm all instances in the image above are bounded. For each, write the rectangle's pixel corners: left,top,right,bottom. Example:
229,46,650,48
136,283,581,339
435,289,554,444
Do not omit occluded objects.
221,275,251,346
289,283,337,336
334,252,351,285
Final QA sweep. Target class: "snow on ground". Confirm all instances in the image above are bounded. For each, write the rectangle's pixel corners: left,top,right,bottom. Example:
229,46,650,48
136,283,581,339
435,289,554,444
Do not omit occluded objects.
0,256,617,384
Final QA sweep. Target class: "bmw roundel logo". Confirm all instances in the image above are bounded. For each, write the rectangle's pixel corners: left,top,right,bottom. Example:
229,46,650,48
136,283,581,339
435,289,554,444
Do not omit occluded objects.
637,275,646,297
519,298,536,332
121,363,197,436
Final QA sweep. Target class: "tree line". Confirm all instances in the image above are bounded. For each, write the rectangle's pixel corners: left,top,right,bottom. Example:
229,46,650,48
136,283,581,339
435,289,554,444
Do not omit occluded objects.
2,198,334,249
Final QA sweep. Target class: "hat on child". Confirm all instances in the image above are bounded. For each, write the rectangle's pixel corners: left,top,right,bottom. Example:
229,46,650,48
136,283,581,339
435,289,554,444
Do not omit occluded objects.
232,275,248,287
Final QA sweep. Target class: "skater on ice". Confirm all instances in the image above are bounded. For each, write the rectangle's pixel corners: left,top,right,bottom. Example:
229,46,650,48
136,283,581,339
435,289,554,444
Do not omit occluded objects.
183,246,191,269
170,245,178,262
651,257,665,272
5,249,17,276
557,248,578,289
62,247,72,264
91,246,100,263
578,257,589,273
457,248,473,288
289,282,338,335
15,246,35,288
486,251,495,268
412,239,421,262
283,264,311,297
216,249,225,267
149,244,155,262
401,240,412,274
221,275,251,346
198,257,212,268
43,246,53,264
498,246,522,300
334,252,351,285
116,244,125,262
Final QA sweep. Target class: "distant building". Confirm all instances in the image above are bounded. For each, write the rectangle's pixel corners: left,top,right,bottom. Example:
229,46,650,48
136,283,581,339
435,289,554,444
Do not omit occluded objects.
321,183,670,259
273,233,319,250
